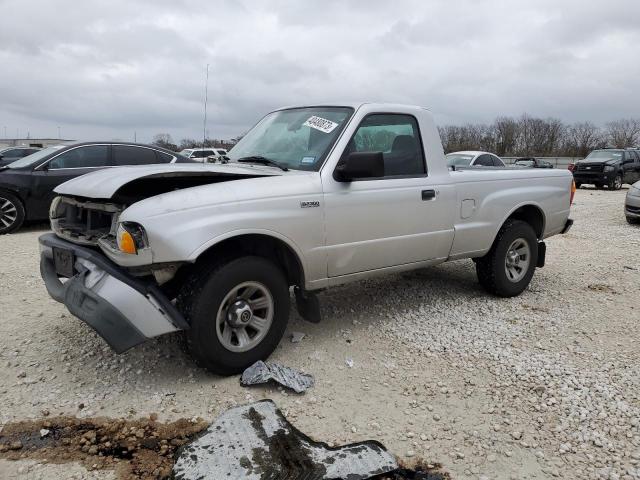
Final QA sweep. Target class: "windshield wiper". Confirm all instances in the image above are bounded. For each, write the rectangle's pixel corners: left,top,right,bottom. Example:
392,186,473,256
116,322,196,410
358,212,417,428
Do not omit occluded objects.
237,156,289,171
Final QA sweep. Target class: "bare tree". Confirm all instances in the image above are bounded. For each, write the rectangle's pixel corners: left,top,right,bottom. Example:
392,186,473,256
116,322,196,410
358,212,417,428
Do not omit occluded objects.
566,122,604,157
494,117,518,156
152,134,178,151
606,119,640,148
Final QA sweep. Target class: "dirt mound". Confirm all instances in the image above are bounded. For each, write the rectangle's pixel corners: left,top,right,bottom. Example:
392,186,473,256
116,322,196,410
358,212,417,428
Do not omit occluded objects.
0,415,208,479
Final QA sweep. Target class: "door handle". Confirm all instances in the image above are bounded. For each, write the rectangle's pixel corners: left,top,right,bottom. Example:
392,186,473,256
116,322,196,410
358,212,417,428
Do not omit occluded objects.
421,189,436,200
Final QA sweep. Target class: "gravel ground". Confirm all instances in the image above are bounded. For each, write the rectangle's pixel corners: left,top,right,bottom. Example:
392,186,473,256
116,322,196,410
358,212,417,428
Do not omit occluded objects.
0,188,639,480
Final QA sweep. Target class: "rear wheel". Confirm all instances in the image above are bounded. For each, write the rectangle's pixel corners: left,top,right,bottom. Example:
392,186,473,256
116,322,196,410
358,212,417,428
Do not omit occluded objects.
0,191,25,234
177,256,290,375
475,219,538,297
609,174,623,190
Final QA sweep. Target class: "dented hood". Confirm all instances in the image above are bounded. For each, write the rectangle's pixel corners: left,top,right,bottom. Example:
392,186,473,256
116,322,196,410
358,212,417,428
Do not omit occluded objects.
54,163,283,199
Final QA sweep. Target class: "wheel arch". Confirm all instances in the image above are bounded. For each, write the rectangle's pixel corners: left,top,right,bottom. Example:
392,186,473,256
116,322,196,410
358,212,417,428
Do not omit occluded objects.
498,203,546,240
188,231,306,288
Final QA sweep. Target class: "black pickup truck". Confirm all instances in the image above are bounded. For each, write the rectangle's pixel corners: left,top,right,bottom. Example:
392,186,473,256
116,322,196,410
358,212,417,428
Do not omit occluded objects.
573,149,640,190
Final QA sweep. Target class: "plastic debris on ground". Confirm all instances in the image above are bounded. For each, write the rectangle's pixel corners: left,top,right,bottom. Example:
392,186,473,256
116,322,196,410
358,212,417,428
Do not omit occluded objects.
240,360,314,393
172,399,398,480
290,331,306,343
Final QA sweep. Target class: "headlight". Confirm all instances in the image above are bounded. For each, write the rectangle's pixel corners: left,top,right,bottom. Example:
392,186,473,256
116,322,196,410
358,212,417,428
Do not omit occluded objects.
604,165,615,172
49,196,62,219
116,222,147,254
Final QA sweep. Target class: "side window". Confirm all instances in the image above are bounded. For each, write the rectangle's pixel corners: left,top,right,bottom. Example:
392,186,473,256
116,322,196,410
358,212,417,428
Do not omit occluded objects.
474,155,494,167
155,150,174,163
492,155,504,167
48,145,109,169
113,145,159,166
347,114,425,177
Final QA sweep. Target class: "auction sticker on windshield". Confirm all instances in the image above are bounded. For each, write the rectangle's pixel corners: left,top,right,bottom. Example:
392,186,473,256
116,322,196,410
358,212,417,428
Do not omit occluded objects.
304,116,339,133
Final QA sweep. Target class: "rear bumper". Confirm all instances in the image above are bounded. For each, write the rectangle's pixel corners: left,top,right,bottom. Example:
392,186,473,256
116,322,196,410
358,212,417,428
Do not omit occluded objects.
561,218,574,234
39,233,188,353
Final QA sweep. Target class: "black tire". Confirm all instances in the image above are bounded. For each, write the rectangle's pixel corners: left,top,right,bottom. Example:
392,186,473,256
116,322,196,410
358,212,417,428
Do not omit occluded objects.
608,174,623,190
0,190,25,234
177,256,290,376
475,219,538,297
575,183,581,189
627,216,640,225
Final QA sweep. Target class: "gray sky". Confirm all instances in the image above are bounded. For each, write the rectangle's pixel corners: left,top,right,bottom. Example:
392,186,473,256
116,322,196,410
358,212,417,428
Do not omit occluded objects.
1,0,638,143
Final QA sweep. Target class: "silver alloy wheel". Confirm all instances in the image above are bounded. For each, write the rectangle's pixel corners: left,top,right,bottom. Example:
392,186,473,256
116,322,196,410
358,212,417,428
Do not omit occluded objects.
504,238,530,283
216,281,274,353
614,175,622,189
0,196,18,229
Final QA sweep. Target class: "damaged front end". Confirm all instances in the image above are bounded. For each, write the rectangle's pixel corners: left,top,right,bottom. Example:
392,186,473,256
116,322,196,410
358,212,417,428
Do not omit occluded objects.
50,196,124,246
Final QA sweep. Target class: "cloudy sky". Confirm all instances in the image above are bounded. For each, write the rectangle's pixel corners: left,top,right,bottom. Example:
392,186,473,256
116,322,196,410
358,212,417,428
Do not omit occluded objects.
0,0,638,143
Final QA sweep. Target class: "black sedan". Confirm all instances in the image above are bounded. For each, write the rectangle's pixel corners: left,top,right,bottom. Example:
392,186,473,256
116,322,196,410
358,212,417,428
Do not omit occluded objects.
0,146,41,167
0,142,192,233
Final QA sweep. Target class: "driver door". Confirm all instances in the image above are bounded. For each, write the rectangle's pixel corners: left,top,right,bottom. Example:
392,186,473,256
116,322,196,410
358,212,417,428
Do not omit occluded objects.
322,113,455,277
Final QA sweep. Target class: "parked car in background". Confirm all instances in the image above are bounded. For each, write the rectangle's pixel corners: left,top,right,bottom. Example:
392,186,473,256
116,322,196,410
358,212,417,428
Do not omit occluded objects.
625,180,640,224
514,157,554,168
572,148,640,189
207,148,228,162
0,142,193,234
446,151,505,168
179,147,228,162
0,146,41,167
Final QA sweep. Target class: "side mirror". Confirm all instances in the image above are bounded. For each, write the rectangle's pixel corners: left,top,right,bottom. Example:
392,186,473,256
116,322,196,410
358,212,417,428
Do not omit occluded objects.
334,151,384,182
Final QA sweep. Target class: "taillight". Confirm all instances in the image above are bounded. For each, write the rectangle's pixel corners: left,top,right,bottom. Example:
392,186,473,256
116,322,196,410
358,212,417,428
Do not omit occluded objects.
570,180,576,205
568,163,575,172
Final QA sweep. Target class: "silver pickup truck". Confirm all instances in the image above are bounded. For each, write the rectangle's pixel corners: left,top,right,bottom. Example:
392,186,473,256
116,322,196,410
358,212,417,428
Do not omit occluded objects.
39,103,574,374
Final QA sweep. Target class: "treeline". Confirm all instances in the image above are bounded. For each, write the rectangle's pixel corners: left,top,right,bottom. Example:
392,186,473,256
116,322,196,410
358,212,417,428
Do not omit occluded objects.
438,116,640,157
151,134,240,152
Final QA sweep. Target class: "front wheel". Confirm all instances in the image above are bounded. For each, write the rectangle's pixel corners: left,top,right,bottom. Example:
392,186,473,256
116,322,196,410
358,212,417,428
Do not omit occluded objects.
0,191,25,234
609,174,623,190
627,216,640,225
177,256,290,375
475,219,538,297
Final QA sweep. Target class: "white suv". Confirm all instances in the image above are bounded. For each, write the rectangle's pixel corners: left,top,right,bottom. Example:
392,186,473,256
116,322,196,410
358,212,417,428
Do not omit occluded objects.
179,148,228,162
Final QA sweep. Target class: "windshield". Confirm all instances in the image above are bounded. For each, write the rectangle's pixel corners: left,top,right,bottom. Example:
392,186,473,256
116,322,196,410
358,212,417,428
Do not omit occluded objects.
227,107,354,171
8,146,64,168
446,154,475,167
585,150,622,161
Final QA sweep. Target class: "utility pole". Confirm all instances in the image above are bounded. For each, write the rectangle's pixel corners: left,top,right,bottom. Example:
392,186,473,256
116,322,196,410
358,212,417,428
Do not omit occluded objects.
134,131,137,142
203,63,209,149
58,126,61,139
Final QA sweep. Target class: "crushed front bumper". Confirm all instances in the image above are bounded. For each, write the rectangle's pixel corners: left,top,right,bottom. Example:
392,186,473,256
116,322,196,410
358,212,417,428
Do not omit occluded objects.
39,233,188,353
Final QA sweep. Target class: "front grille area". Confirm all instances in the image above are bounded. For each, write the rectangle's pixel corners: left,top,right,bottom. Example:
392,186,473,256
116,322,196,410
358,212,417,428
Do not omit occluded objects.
626,205,640,214
51,197,124,245
576,163,604,173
